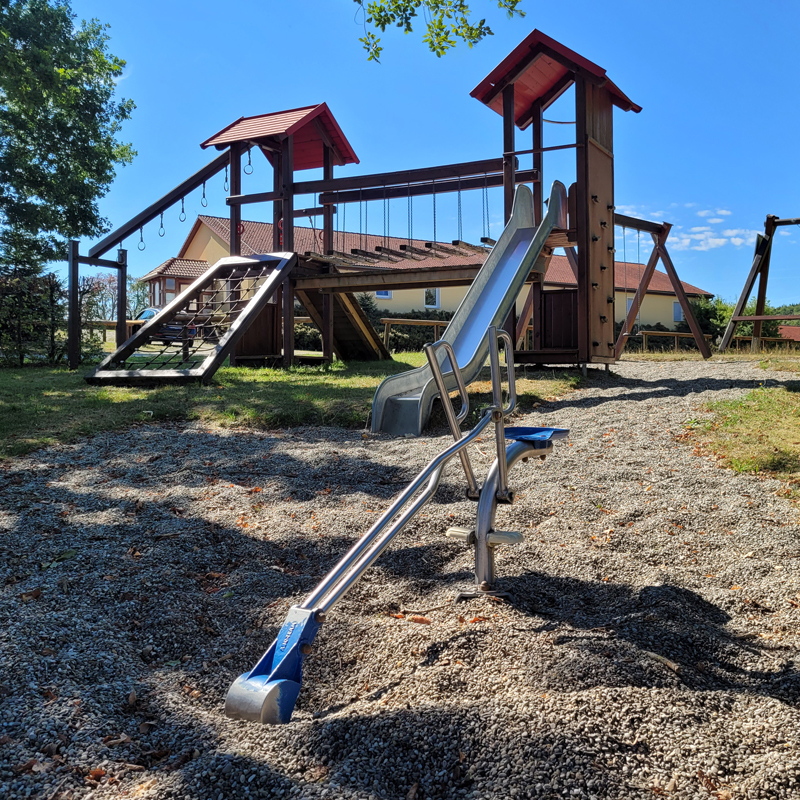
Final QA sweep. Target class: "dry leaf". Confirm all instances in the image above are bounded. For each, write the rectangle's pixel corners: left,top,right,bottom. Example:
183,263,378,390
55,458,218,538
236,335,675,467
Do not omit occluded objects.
103,733,132,746
128,689,137,707
405,782,419,800
469,616,488,624
389,613,405,619
89,768,106,780
409,615,431,625
19,588,42,602
457,615,466,623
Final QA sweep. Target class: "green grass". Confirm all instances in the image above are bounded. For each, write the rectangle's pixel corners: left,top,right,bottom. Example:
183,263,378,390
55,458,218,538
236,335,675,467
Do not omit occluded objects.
690,385,800,497
0,355,581,459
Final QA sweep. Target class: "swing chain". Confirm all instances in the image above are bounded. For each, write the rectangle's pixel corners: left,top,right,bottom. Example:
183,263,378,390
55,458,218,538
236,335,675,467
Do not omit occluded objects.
407,182,412,245
383,185,388,249
179,197,186,223
244,147,254,175
224,165,229,193
138,226,145,251
482,174,489,240
158,212,165,237
201,180,208,208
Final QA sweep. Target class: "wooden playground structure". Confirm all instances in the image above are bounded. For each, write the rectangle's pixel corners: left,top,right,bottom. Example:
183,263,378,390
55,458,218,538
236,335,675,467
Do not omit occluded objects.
71,30,711,385
719,214,800,352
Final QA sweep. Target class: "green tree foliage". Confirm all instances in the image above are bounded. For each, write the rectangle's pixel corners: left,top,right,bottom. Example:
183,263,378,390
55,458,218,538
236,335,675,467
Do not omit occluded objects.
354,0,525,61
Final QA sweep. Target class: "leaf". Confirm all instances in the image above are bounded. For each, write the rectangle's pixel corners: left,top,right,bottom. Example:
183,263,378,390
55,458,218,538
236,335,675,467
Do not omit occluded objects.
469,616,488,623
128,689,137,707
19,587,42,602
389,613,405,619
103,733,131,746
164,660,181,667
409,615,431,624
54,548,77,562
89,767,106,780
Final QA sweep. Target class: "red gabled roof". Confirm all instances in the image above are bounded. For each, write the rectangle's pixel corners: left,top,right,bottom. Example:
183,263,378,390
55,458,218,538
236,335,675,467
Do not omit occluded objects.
200,103,359,171
779,325,800,341
140,257,209,283
163,215,713,299
471,30,641,128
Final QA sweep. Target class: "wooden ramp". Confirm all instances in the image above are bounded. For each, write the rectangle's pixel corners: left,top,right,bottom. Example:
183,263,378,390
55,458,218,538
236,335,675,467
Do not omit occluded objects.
85,254,296,385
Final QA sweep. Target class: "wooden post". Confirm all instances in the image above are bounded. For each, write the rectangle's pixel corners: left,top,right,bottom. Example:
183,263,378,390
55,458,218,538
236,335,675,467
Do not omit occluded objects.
531,100,543,226
116,249,127,348
229,143,242,256
502,84,515,224
383,322,391,348
281,135,295,366
322,145,334,362
67,240,80,369
752,216,776,351
272,151,282,250
574,77,589,364
281,136,294,252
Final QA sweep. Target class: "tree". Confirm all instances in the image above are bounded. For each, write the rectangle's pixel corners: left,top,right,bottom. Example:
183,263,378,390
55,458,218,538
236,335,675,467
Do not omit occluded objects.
354,0,525,61
0,0,135,363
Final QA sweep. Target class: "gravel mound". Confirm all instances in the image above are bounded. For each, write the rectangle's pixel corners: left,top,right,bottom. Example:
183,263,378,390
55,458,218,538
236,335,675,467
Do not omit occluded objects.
1,359,798,800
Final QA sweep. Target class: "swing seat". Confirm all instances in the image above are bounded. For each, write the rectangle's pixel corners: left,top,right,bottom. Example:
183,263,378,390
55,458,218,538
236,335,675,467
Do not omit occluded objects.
504,426,570,449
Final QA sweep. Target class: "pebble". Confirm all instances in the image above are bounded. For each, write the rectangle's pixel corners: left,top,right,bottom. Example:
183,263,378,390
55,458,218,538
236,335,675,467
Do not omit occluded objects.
0,359,798,799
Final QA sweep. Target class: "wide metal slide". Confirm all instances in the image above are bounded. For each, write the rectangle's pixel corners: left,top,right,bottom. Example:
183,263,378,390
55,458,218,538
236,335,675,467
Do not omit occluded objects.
371,181,568,437
225,325,568,725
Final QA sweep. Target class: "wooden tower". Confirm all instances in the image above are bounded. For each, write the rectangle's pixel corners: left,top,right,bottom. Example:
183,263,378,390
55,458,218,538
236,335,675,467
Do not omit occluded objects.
471,30,642,365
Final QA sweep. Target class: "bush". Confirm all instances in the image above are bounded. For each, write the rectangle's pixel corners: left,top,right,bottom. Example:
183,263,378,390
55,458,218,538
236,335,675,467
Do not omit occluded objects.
355,294,454,352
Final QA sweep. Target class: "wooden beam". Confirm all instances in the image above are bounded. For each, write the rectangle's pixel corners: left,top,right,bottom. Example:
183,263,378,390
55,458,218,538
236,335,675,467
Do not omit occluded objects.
516,74,574,128
88,151,230,257
752,217,777,340
77,255,124,270
657,233,712,359
116,250,127,348
613,213,664,235
531,100,543,226
294,264,483,293
719,225,775,351
281,136,294,252
318,169,537,205
733,314,800,322
272,151,282,250
296,157,507,196
503,84,515,224
480,48,544,106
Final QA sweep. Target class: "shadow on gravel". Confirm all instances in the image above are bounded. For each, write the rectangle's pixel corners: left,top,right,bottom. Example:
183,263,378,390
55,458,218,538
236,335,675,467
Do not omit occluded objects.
500,571,799,705
540,372,786,413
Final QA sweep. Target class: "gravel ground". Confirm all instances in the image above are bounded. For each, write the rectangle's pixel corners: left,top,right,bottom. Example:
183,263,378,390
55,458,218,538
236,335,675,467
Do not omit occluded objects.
1,359,799,800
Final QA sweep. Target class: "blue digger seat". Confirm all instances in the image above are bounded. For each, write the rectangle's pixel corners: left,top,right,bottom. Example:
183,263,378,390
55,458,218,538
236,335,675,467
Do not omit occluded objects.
504,427,570,449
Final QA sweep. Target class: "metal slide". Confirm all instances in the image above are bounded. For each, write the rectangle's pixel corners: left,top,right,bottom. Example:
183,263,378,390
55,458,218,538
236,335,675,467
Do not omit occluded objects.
371,181,568,437
224,326,569,724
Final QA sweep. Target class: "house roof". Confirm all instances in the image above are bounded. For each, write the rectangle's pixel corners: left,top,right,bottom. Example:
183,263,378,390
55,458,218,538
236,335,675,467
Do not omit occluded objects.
779,325,800,341
156,215,712,298
471,29,641,128
140,257,209,283
200,103,359,171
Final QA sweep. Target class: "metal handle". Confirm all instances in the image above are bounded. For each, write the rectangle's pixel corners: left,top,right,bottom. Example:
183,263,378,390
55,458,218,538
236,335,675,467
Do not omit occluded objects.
424,340,470,422
496,329,516,416
424,340,479,498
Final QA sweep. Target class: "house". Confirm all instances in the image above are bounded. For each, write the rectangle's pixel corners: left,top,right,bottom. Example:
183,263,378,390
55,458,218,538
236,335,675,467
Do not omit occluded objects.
141,215,713,330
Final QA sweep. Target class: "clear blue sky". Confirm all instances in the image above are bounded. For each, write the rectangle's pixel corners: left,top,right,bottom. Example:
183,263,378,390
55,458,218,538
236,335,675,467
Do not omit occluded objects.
68,0,800,304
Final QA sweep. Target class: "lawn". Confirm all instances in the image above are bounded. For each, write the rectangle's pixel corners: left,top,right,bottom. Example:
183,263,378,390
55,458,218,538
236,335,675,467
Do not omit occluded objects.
0,355,582,459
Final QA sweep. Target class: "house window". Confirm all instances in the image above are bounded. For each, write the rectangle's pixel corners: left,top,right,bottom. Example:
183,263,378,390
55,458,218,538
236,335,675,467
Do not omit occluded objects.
152,281,161,306
375,290,392,300
673,302,684,323
424,288,440,309
626,298,634,313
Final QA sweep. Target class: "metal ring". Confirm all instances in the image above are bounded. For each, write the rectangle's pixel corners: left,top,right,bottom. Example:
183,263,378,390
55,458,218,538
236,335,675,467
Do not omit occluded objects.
179,211,187,222
138,240,146,251
243,163,253,175
158,226,165,237
201,196,208,208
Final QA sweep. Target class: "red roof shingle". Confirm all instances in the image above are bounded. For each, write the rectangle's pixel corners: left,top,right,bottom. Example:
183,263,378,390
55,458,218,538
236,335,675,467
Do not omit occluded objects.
157,215,712,299
200,104,359,171
140,257,209,283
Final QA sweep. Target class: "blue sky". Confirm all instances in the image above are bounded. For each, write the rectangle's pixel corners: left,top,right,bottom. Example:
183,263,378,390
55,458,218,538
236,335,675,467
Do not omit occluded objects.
68,0,800,304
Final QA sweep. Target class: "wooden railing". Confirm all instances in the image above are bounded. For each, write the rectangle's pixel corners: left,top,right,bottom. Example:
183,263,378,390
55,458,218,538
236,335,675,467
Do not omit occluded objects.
636,330,713,352
379,317,448,347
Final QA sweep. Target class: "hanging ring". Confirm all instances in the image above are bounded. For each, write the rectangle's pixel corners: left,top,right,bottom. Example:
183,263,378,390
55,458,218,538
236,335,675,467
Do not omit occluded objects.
158,212,165,237
237,222,245,235
179,197,186,223
201,180,208,208
244,147,254,175
138,227,146,251
224,165,229,193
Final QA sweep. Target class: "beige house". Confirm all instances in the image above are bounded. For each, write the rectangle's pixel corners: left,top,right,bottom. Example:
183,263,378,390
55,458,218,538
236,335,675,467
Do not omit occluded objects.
141,215,712,330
